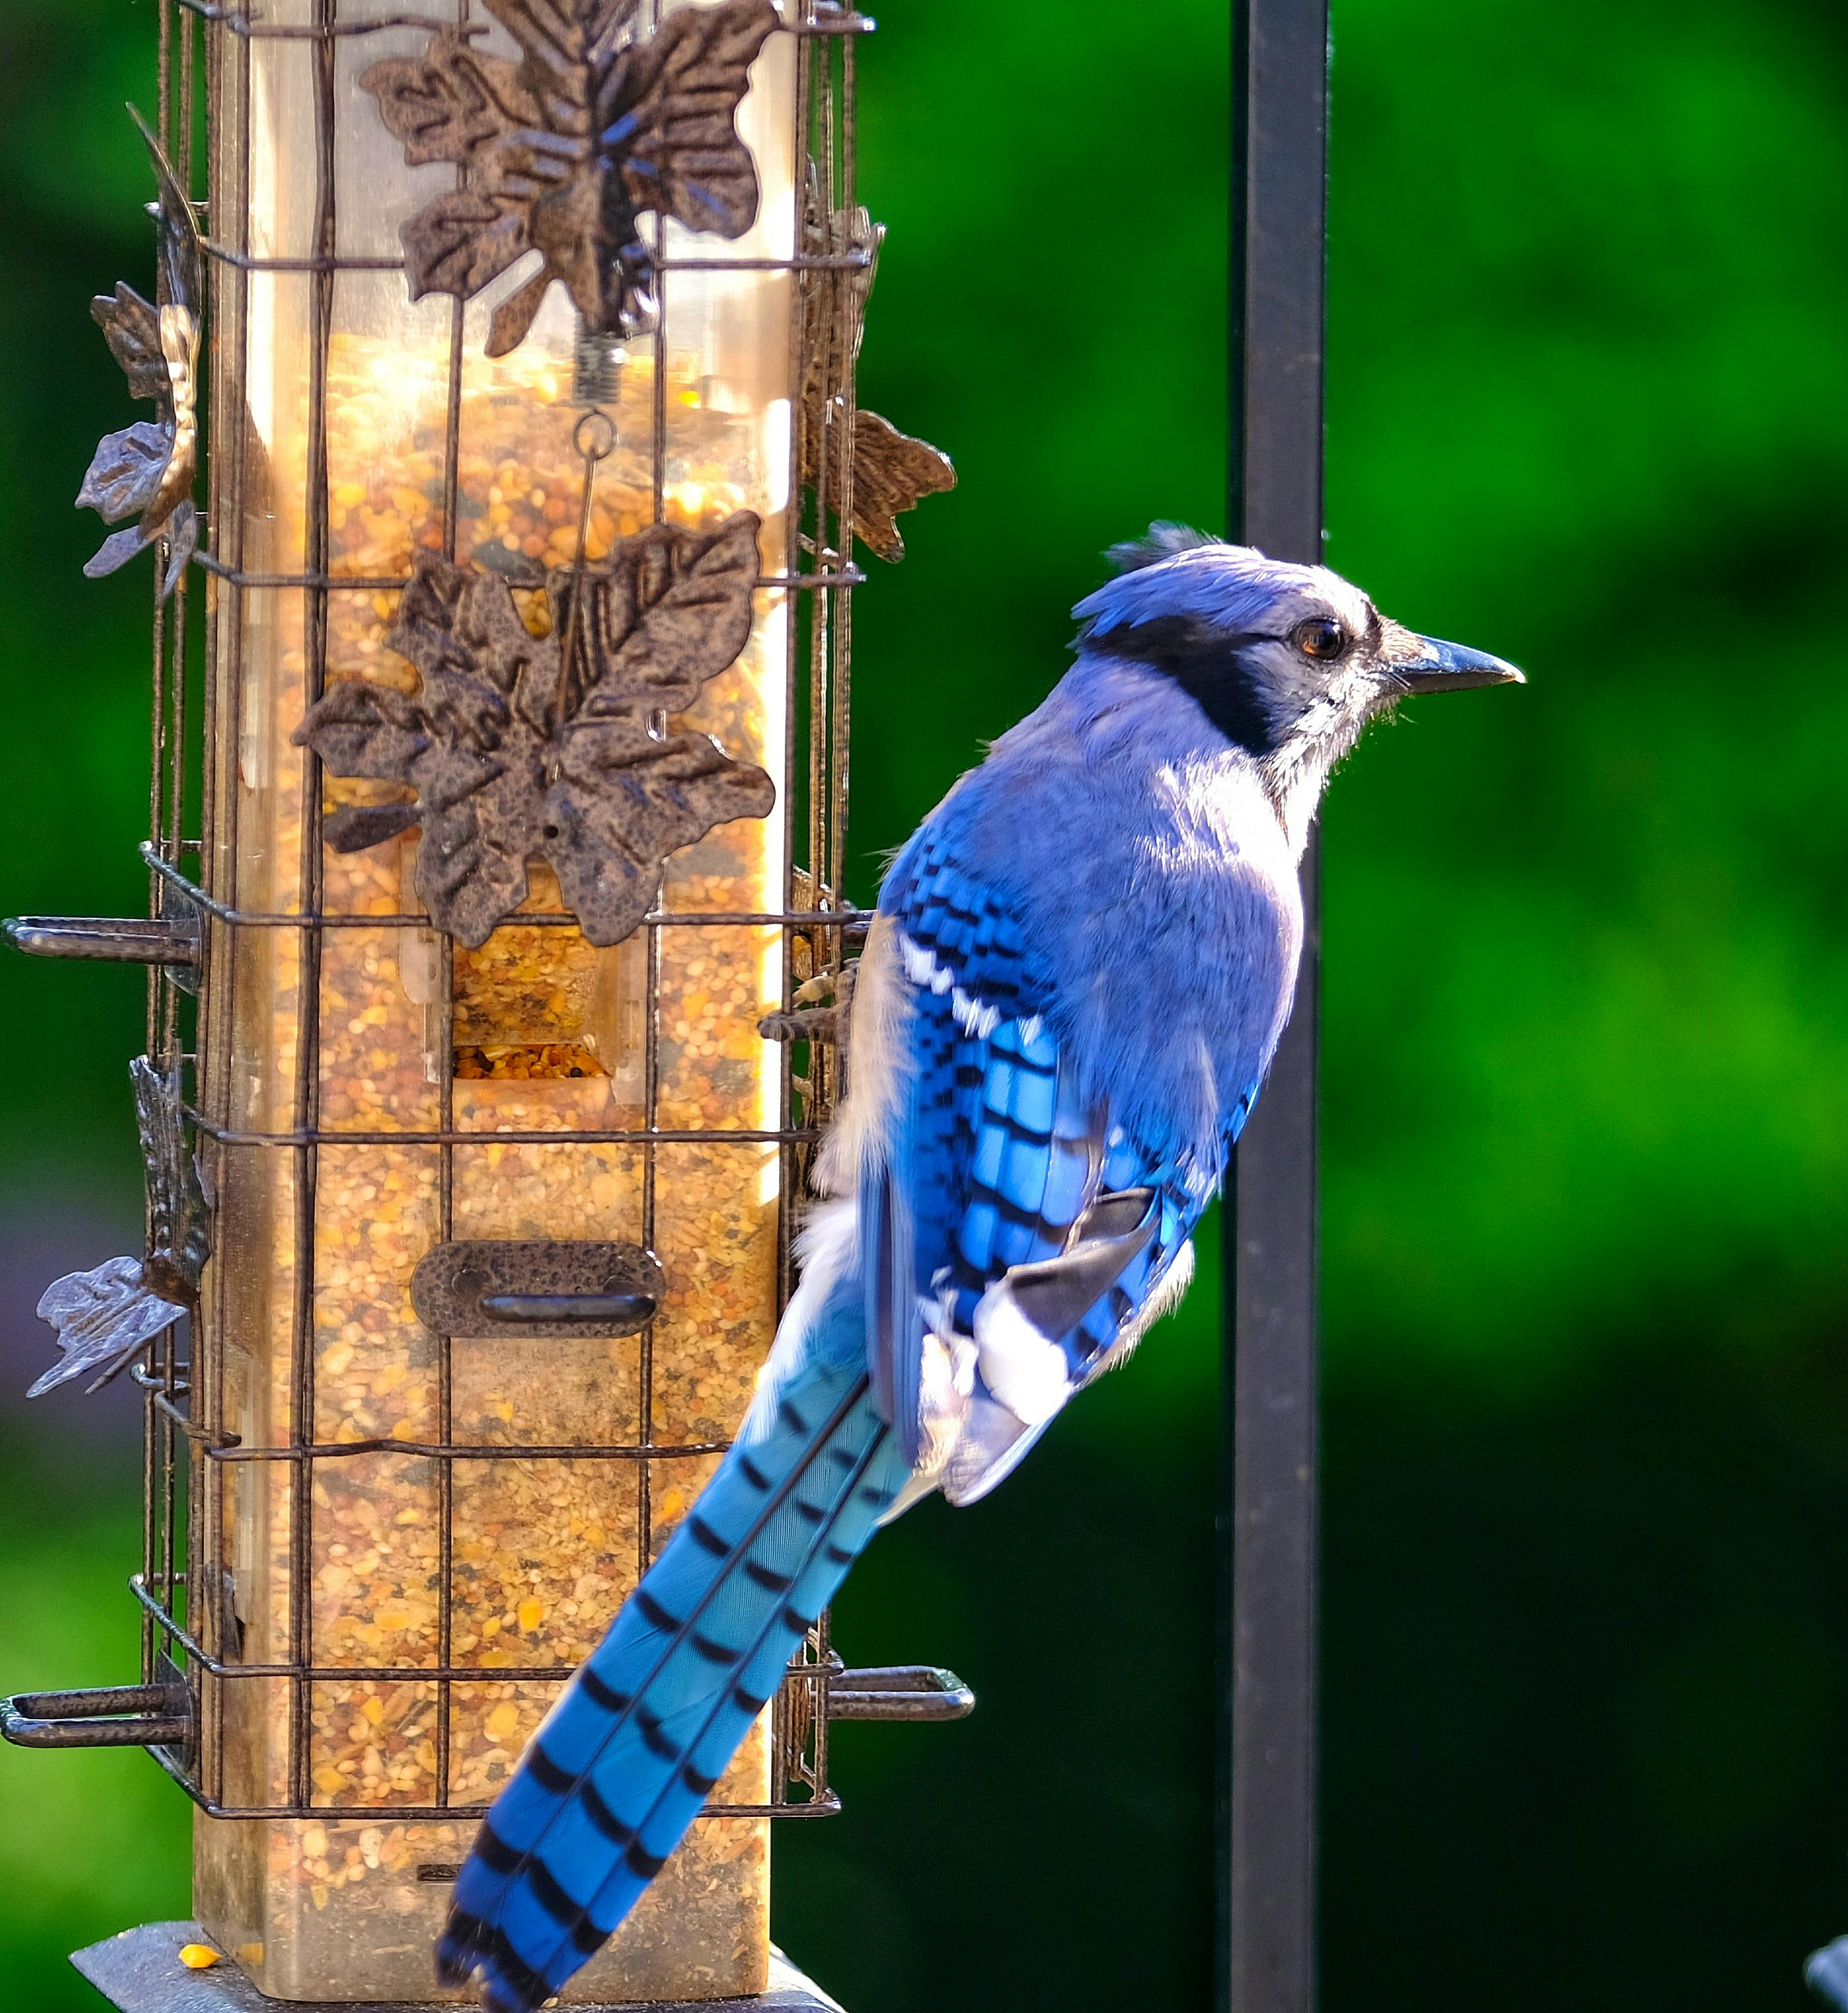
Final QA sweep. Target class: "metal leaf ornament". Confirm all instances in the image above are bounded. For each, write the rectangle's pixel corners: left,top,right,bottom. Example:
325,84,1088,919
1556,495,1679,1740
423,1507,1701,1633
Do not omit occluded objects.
29,1058,211,1398
360,0,778,356
800,181,955,563
294,511,775,948
848,412,958,565
77,109,203,599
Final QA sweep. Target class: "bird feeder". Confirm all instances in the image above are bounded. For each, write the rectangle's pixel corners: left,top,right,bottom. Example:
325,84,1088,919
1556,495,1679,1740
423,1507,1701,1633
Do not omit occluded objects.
1,0,962,2005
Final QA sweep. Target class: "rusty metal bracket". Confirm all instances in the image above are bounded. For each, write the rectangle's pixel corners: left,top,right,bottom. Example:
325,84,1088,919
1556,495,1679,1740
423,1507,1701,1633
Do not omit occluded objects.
827,1664,974,1722
0,1673,192,1751
410,1241,666,1338
6,913,201,972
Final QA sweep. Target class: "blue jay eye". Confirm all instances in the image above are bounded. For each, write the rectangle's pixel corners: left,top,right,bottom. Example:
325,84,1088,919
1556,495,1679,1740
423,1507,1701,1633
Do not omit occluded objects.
1294,617,1348,661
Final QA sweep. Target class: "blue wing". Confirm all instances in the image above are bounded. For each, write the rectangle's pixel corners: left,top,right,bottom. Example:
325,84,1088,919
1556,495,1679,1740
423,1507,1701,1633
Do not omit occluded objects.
862,832,1253,1498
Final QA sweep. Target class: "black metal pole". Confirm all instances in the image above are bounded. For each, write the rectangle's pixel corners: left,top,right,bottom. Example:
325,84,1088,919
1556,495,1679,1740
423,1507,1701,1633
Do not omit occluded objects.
1220,0,1328,2007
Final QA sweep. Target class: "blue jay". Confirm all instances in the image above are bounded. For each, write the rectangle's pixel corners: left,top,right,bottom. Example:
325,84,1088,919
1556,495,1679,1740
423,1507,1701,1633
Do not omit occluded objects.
437,525,1522,2010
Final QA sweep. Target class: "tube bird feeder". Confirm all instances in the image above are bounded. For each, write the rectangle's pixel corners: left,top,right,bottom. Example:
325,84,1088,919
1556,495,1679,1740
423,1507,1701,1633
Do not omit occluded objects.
1,1,962,2005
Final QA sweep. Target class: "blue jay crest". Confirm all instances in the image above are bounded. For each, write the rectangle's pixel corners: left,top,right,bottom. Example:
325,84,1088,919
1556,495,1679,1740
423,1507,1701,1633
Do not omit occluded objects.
435,529,1522,2013
1106,520,1222,570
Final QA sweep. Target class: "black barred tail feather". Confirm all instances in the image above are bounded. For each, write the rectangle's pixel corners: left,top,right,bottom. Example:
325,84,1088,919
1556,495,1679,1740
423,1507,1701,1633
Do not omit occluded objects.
436,1356,909,2013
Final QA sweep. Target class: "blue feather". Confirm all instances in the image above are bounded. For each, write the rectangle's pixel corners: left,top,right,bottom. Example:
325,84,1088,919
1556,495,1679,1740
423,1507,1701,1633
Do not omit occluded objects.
429,536,1501,2009
437,1344,909,2012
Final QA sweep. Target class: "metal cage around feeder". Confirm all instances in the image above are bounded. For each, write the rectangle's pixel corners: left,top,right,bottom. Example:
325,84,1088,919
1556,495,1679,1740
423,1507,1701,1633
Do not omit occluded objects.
1,0,964,2005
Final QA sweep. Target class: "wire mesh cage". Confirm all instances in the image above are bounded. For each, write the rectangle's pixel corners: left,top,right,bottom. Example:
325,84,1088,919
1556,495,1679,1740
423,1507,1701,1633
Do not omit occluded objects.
1,0,962,2002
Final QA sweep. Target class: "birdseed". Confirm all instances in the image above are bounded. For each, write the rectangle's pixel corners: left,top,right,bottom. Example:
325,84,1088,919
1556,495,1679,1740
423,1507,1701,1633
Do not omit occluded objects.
196,334,789,2003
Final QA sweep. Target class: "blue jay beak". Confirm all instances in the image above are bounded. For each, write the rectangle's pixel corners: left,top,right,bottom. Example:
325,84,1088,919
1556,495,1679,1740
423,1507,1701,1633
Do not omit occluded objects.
1393,635,1526,694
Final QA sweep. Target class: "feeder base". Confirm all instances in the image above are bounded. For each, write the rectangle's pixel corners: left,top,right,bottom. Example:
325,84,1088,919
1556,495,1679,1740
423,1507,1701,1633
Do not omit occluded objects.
72,1924,846,2013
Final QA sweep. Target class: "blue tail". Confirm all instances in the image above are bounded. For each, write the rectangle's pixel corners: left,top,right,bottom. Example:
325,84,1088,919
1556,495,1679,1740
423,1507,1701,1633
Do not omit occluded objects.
436,1351,908,2012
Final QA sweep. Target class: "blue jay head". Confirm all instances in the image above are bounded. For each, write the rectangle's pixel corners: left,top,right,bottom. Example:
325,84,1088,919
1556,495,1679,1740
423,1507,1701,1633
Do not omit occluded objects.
1073,524,1522,778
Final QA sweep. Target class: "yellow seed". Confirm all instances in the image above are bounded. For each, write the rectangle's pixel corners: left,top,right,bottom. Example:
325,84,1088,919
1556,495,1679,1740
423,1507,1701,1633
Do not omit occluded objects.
361,1695,385,1725
486,1701,520,1740
179,1944,222,1971
517,1597,544,1634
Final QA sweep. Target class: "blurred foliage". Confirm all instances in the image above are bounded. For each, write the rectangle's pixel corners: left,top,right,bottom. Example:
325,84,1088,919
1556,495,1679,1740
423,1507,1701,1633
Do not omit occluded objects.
0,0,1843,2008
0,1430,190,2001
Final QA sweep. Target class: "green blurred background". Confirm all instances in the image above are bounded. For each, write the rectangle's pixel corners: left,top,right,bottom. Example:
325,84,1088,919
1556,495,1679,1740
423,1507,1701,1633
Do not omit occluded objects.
3,0,1846,2006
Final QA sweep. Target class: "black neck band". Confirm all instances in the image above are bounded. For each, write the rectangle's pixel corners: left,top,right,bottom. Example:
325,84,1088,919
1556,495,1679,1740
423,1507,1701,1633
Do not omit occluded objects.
1084,615,1280,758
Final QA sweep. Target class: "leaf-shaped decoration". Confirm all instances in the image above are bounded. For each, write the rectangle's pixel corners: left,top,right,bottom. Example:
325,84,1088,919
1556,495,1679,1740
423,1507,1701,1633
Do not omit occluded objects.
294,511,775,948
28,1057,212,1399
77,108,203,599
78,417,174,522
361,0,779,358
134,1053,212,1306
798,173,955,562
846,412,957,565
29,1259,181,1400
558,513,761,712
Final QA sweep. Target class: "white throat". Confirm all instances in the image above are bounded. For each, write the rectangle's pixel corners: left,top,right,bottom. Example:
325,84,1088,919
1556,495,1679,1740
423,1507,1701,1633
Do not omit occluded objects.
1258,685,1377,858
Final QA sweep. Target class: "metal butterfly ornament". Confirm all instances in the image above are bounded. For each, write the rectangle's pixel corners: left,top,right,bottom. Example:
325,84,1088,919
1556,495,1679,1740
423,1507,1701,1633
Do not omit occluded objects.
77,108,203,599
